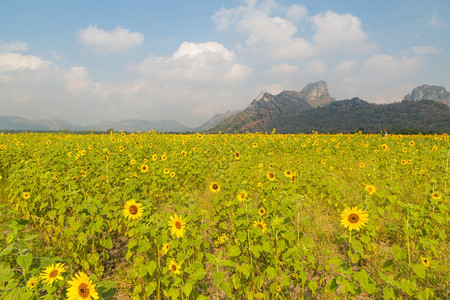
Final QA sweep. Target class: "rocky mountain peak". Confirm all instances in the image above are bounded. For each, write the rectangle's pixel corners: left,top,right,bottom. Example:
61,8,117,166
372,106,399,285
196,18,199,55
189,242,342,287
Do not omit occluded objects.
402,84,450,106
300,80,334,107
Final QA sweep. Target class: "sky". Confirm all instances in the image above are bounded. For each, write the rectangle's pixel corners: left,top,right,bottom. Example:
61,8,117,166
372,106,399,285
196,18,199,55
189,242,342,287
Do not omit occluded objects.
0,0,449,127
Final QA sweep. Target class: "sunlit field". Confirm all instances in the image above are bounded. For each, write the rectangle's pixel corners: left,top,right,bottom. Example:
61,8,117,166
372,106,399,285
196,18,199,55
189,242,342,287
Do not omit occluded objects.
0,132,448,299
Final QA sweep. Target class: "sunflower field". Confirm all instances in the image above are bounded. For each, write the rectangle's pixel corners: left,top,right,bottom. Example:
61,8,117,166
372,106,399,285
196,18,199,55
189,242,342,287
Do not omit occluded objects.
0,131,448,299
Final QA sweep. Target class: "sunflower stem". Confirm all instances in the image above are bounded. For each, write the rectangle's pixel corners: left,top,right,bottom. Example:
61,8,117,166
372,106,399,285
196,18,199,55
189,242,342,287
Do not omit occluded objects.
405,213,411,267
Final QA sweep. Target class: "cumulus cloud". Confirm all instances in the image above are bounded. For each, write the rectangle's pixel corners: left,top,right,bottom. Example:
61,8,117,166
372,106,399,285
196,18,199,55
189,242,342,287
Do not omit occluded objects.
411,45,444,55
132,41,252,82
333,60,359,74
362,54,421,77
311,11,374,53
0,41,28,52
0,52,51,73
78,24,144,54
213,1,374,60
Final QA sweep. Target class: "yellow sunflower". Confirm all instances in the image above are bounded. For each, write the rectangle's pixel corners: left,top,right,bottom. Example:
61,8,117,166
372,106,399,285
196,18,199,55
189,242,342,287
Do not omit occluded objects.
168,214,186,238
340,207,369,231
284,170,293,177
123,199,144,220
39,263,66,286
420,257,430,267
66,271,99,300
140,164,149,173
364,185,376,195
168,259,181,275
253,220,267,233
26,277,38,289
258,207,266,216
210,182,220,193
430,192,442,200
266,171,275,181
23,192,31,199
237,190,247,202
161,242,170,255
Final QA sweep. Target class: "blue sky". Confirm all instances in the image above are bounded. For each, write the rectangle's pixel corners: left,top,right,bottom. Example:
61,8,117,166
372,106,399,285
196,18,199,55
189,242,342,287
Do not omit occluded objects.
1,0,449,127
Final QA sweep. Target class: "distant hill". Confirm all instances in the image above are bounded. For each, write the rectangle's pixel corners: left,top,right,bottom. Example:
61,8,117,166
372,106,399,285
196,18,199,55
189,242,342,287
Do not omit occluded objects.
195,110,240,131
210,82,450,133
273,98,450,133
0,117,190,132
213,81,334,132
402,84,450,106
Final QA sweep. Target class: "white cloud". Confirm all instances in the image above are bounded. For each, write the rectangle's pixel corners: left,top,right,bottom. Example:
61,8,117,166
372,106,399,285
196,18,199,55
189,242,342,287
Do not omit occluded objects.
132,41,252,83
311,11,374,53
333,60,359,73
428,14,442,27
411,45,444,55
0,52,51,73
0,41,28,52
305,59,327,75
213,1,374,60
78,24,144,54
286,4,307,22
362,54,421,77
63,66,94,92
270,63,299,74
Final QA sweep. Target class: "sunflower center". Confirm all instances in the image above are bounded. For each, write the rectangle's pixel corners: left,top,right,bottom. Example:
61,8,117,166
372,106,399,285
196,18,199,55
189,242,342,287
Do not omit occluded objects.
269,173,274,178
171,264,177,271
128,205,138,215
49,270,59,278
212,184,218,190
423,259,428,263
257,224,263,230
78,283,90,298
175,220,182,229
348,214,359,224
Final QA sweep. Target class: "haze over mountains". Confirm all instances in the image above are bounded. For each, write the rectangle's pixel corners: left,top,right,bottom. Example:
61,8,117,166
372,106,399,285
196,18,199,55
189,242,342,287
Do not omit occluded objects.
1,82,449,133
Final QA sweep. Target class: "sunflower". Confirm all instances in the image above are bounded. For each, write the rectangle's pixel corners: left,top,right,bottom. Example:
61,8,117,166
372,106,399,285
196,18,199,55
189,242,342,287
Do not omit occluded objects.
234,151,240,159
123,199,144,220
409,141,415,146
258,207,266,216
284,170,293,177
237,190,247,202
26,277,38,289
23,192,31,199
168,259,181,275
253,220,267,233
266,171,275,181
168,214,186,238
39,263,66,286
364,185,376,195
381,144,389,151
420,257,430,267
210,182,220,193
161,242,170,255
161,154,167,161
67,272,99,300
140,164,149,173
430,192,442,200
340,207,369,231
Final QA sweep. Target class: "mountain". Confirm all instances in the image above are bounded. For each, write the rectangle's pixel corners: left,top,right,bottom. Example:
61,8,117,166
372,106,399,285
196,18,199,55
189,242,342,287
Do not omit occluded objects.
272,98,450,133
0,117,190,132
402,84,450,106
212,81,334,132
0,117,83,131
195,110,240,131
88,119,190,132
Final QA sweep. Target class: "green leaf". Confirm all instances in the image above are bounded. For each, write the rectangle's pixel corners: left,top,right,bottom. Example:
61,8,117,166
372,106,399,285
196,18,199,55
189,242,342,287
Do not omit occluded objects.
249,245,260,258
0,268,14,283
181,282,193,297
265,266,277,280
392,245,406,261
308,280,318,294
240,263,251,279
146,261,157,276
99,236,113,249
412,263,426,279
227,245,241,257
325,278,338,292
17,253,33,272
139,265,147,278
383,287,396,300
382,259,394,271
214,271,224,287
145,282,157,296
0,244,14,257
220,282,232,298
137,240,151,253
205,253,216,264
190,268,206,281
